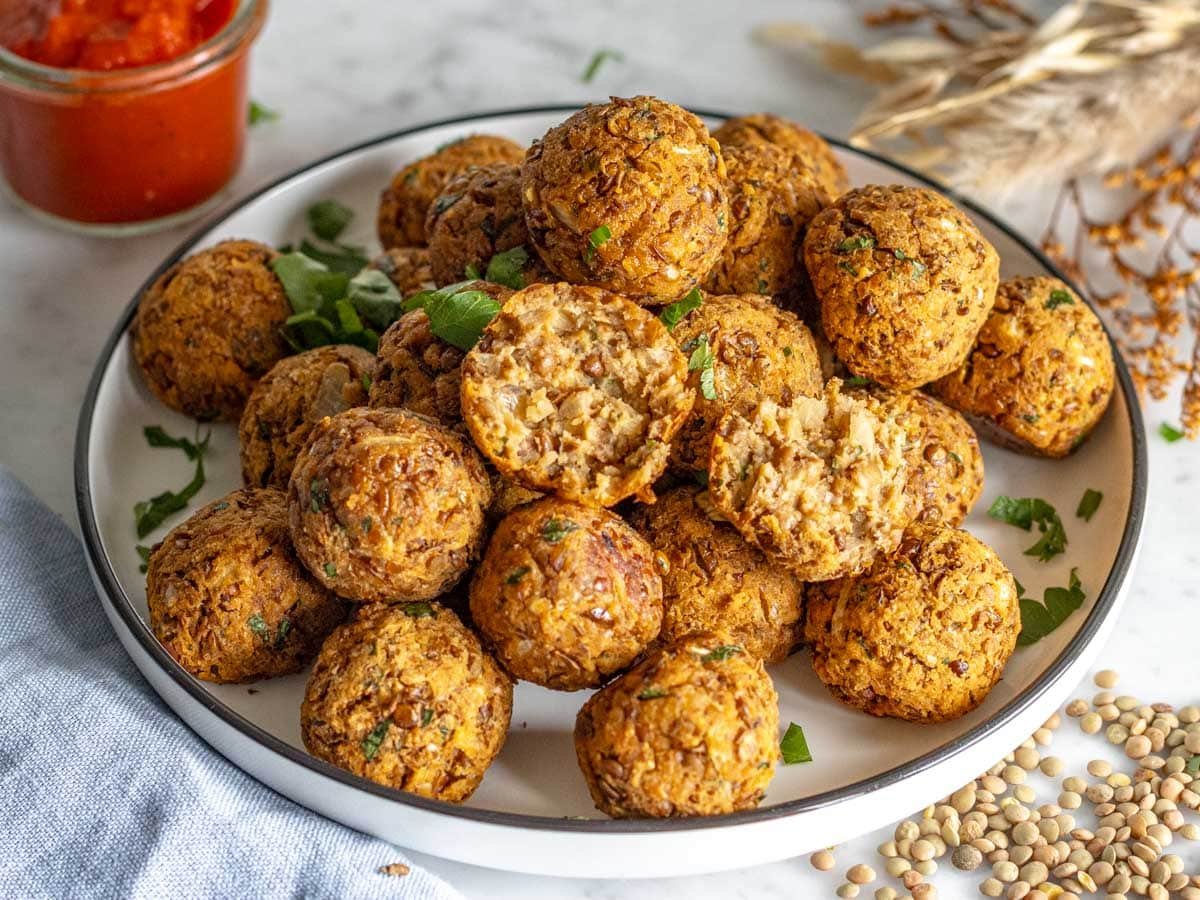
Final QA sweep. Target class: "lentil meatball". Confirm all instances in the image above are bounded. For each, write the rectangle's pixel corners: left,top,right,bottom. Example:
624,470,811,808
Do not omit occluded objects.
367,281,513,427
461,282,693,506
287,407,492,603
930,277,1115,457
574,633,779,818
369,246,433,295
805,521,1020,723
522,96,728,303
238,345,376,489
469,498,663,690
804,185,1000,390
146,488,348,683
377,134,525,249
424,163,554,288
703,141,829,304
132,239,290,422
631,485,803,663
713,112,849,201
708,379,911,581
670,292,823,476
301,602,512,802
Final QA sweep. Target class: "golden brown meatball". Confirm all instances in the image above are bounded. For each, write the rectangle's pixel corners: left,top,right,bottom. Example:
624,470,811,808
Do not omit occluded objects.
424,163,554,288
238,345,375,489
930,277,1115,457
369,246,433,295
132,240,291,422
377,135,525,249
804,185,1000,390
670,293,823,476
469,498,663,690
574,633,779,818
367,281,513,427
522,96,728,303
147,488,348,684
713,112,849,201
287,407,492,603
461,283,693,506
301,602,512,802
631,486,803,663
703,142,829,305
805,521,1020,723
708,380,911,581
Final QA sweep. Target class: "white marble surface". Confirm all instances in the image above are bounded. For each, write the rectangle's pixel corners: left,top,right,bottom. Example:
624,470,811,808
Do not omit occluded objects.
0,1,1196,897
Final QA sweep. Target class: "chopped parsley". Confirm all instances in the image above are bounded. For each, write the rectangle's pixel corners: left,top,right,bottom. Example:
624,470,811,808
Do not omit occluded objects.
142,425,207,460
1017,569,1086,646
403,281,501,351
247,614,271,643
581,48,624,83
505,566,531,584
361,718,391,760
402,601,436,619
687,335,717,401
782,346,793,357
893,248,927,277
309,478,329,512
837,261,858,277
361,372,372,392
837,236,876,252
843,375,873,389
274,253,401,354
133,426,211,539
484,245,529,290
307,199,354,242
585,224,612,263
1076,488,1103,522
247,614,291,649
1045,289,1075,310
136,544,152,574
323,562,337,578
296,238,369,276
1160,422,1186,443
421,708,434,727
659,288,702,331
699,644,743,664
637,687,668,701
780,722,813,765
274,617,292,649
542,518,579,543
248,100,280,125
987,495,1068,562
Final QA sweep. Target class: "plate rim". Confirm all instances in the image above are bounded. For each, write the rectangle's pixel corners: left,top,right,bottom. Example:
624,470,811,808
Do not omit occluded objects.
74,103,1149,835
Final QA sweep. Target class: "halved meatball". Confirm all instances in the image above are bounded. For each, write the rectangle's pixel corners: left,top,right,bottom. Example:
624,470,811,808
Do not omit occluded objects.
460,282,693,506
713,112,849,201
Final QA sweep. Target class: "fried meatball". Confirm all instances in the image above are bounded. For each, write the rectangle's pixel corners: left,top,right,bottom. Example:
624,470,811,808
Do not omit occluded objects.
713,112,849,201
301,602,512,802
804,185,1000,390
287,407,492,603
670,293,823,476
703,142,829,304
708,380,911,581
631,486,803,663
377,134,525,249
469,498,663,690
239,345,376,489
132,240,290,422
931,277,1115,457
369,246,433,295
522,96,728,303
461,283,693,506
424,163,554,288
146,488,348,683
367,281,513,427
805,521,1020,723
574,633,779,818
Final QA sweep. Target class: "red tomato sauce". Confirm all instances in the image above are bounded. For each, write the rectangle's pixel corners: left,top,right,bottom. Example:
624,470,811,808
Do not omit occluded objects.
10,0,235,71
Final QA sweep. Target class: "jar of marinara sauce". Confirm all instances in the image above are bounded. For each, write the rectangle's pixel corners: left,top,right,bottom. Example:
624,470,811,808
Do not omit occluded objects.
0,0,267,234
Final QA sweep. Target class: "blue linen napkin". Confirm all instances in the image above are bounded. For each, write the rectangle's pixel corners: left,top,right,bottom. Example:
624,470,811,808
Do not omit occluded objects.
0,467,462,900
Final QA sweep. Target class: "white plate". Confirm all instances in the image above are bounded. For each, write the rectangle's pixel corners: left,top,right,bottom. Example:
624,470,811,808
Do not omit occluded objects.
75,107,1147,879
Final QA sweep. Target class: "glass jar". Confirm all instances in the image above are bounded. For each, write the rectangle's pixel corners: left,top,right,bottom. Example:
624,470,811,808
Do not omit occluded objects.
0,0,267,235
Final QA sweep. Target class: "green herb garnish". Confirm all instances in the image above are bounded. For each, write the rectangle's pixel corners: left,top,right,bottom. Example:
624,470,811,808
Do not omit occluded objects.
893,248,927,277
659,288,702,331
1045,289,1075,310
688,335,717,401
699,644,743,664
1076,488,1103,522
780,722,813,765
421,708,434,727
136,544,152,574
581,48,624,83
987,495,1068,562
361,373,372,392
274,617,292,649
402,601,435,618
273,253,404,354
484,245,529,290
585,224,612,263
247,614,271,642
420,287,500,351
133,428,210,539
506,566,531,585
1017,569,1086,646
843,375,873,389
543,518,580,543
298,238,369,276
362,718,391,760
248,100,280,125
637,687,668,701
143,426,207,460
323,562,337,578
837,261,858,276
310,478,329,512
307,199,354,242
464,262,482,280
1160,422,1186,443
838,236,876,252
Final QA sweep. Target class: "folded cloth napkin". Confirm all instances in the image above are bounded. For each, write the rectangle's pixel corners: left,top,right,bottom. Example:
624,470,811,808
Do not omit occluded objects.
0,467,462,900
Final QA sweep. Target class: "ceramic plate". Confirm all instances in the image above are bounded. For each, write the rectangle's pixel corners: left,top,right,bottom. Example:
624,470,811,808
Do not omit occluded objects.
75,107,1147,879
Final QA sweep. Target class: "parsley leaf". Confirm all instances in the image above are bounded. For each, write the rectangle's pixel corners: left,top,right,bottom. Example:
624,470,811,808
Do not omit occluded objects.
837,236,876,252
297,238,369,276
485,245,529,290
1045,289,1075,310
307,199,354,242
780,722,812,764
248,100,280,125
659,288,702,331
133,428,210,538
362,718,391,760
1017,569,1086,646
637,687,668,701
987,495,1068,562
543,518,580,543
323,562,337,578
273,253,403,354
143,425,207,460
420,287,500,351
688,335,717,401
247,614,271,643
402,601,436,619
136,544,152,574
1160,422,1186,443
581,48,624,83
699,644,742,663
1076,488,1103,522
505,566,530,585
585,225,612,263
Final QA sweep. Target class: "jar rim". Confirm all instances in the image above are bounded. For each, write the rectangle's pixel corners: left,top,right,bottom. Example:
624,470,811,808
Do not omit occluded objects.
0,0,267,94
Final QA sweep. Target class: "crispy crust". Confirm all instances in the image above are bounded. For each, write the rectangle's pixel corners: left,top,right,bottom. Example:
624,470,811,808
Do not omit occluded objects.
574,632,779,818
804,185,1000,390
522,96,728,303
132,239,291,422
930,277,1115,457
146,488,348,683
631,485,804,663
287,407,492,602
805,521,1020,723
376,135,525,249
369,246,434,295
469,497,663,690
238,345,376,489
713,112,850,201
301,602,512,802
708,379,911,581
460,282,694,506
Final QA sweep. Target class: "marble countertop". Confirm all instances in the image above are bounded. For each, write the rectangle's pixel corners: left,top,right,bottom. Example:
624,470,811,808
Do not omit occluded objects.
1,1,1196,897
